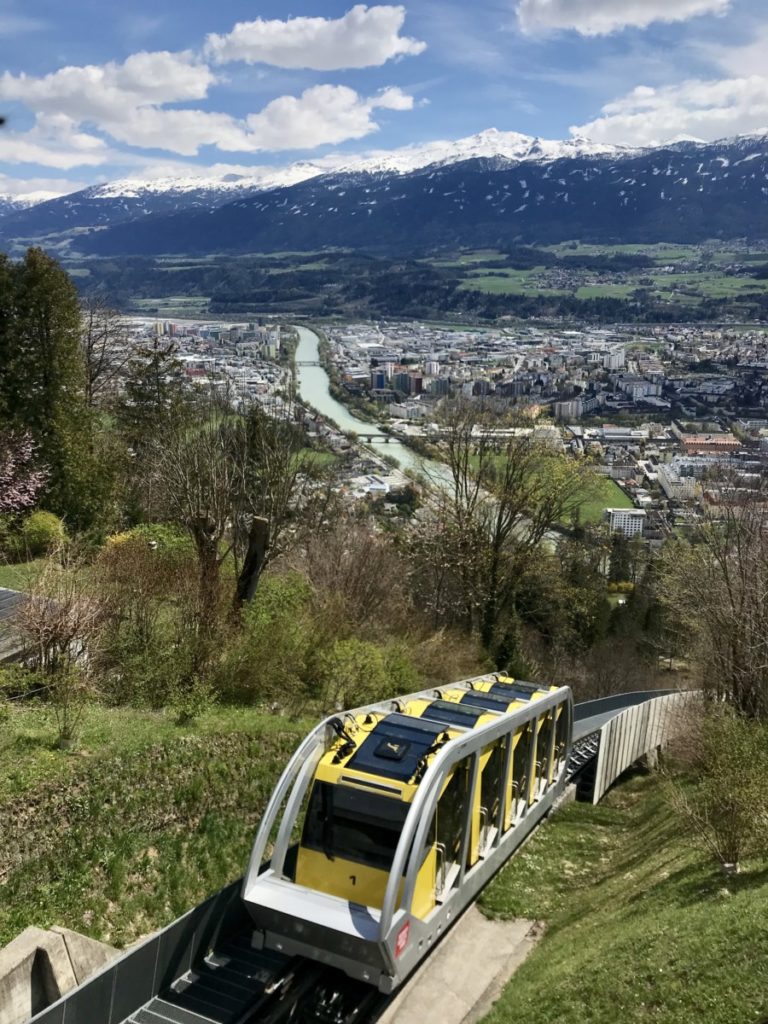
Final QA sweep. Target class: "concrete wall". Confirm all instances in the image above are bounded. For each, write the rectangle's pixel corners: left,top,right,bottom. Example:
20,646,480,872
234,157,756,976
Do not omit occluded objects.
0,927,116,1024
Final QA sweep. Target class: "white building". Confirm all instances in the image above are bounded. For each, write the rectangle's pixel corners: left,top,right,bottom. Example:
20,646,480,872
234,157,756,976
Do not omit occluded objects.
605,507,646,537
603,349,626,371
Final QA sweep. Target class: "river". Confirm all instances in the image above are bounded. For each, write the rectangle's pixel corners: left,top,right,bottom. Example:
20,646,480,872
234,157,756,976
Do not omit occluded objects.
294,325,450,484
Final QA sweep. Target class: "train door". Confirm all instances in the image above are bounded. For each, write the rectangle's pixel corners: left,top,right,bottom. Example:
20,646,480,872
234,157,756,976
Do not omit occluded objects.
478,740,505,855
535,712,555,796
434,757,471,903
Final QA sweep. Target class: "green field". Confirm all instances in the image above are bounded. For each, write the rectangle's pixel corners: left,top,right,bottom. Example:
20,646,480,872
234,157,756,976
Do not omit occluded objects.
479,770,768,1024
431,245,768,308
0,559,44,591
0,703,308,946
459,270,568,296
577,477,633,524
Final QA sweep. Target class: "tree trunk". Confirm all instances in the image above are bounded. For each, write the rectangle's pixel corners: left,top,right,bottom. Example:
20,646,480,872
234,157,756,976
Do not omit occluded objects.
235,516,270,607
191,522,221,640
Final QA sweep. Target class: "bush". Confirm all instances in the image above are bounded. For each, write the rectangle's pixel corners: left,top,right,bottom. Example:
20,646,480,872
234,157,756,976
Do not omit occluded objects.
104,523,193,564
216,573,313,706
664,704,768,872
18,511,66,557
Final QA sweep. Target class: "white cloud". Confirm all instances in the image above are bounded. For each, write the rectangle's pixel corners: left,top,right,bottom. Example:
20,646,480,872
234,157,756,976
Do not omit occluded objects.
700,24,768,79
0,44,416,157
205,4,425,69
571,75,768,146
0,51,215,123
0,114,110,169
516,0,730,36
0,173,90,202
243,84,414,149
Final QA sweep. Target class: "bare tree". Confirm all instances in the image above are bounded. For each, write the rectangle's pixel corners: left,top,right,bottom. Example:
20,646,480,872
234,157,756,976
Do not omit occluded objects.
659,494,768,718
415,400,592,659
232,405,311,607
80,297,131,407
146,395,312,641
16,551,105,747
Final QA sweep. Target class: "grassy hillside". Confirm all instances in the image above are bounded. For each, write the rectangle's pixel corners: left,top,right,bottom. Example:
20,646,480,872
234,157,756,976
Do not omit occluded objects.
479,772,768,1024
0,704,307,947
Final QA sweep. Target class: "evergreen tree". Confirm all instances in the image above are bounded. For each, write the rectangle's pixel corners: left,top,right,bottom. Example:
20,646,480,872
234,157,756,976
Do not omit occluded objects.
119,335,182,448
0,248,112,529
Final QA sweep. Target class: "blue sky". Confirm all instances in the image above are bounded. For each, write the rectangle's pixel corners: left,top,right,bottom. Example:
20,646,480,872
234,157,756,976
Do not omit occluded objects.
1,0,767,199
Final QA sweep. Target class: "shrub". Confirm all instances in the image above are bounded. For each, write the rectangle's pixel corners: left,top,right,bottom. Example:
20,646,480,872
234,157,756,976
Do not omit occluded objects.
664,703,768,872
18,511,66,557
104,523,193,564
314,637,391,711
216,573,313,706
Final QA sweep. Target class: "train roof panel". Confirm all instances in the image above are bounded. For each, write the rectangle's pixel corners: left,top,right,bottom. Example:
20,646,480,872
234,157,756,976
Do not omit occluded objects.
419,700,489,729
489,682,539,701
459,690,518,712
346,713,445,782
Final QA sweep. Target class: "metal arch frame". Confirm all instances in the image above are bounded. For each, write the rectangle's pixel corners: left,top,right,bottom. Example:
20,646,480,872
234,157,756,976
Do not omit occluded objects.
243,680,573,992
243,672,529,893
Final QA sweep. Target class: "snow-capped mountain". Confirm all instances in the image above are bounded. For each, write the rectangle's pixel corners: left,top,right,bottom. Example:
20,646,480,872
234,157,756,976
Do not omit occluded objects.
75,129,631,198
1,128,767,254
0,128,633,250
0,194,42,217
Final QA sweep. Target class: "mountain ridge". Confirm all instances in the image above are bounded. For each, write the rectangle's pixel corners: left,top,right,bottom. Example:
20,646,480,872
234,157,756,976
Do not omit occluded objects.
2,128,767,254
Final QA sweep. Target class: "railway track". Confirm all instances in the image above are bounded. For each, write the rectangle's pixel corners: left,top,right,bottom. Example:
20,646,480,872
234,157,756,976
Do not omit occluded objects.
124,931,387,1024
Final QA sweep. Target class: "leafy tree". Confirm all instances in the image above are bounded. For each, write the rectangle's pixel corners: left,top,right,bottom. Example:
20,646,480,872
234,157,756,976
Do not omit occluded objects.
119,334,182,448
415,400,593,662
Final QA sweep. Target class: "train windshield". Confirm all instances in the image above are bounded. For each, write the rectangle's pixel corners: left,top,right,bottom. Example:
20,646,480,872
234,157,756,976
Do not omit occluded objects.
302,781,409,871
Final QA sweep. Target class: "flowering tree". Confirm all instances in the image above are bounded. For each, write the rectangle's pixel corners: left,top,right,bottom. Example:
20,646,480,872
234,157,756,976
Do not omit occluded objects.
0,430,48,515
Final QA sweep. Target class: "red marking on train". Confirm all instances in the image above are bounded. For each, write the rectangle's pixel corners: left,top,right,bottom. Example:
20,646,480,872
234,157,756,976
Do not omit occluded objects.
395,921,410,958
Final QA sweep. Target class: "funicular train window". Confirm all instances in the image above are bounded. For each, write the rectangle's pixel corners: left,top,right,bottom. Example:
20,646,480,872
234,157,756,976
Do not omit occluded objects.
435,759,471,898
302,782,409,871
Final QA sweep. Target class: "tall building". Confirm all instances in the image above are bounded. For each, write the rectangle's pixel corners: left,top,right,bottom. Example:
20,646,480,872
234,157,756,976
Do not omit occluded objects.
429,377,450,397
605,507,646,537
370,369,387,390
392,372,411,394
425,360,440,377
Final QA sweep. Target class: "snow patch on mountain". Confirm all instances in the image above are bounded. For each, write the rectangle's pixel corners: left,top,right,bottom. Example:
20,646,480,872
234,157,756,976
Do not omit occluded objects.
89,128,631,201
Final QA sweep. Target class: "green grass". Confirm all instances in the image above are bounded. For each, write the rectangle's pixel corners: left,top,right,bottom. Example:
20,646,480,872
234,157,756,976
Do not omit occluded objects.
546,242,699,261
459,273,568,296
479,771,768,1024
0,702,306,802
0,559,45,590
0,704,309,946
575,477,633,524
